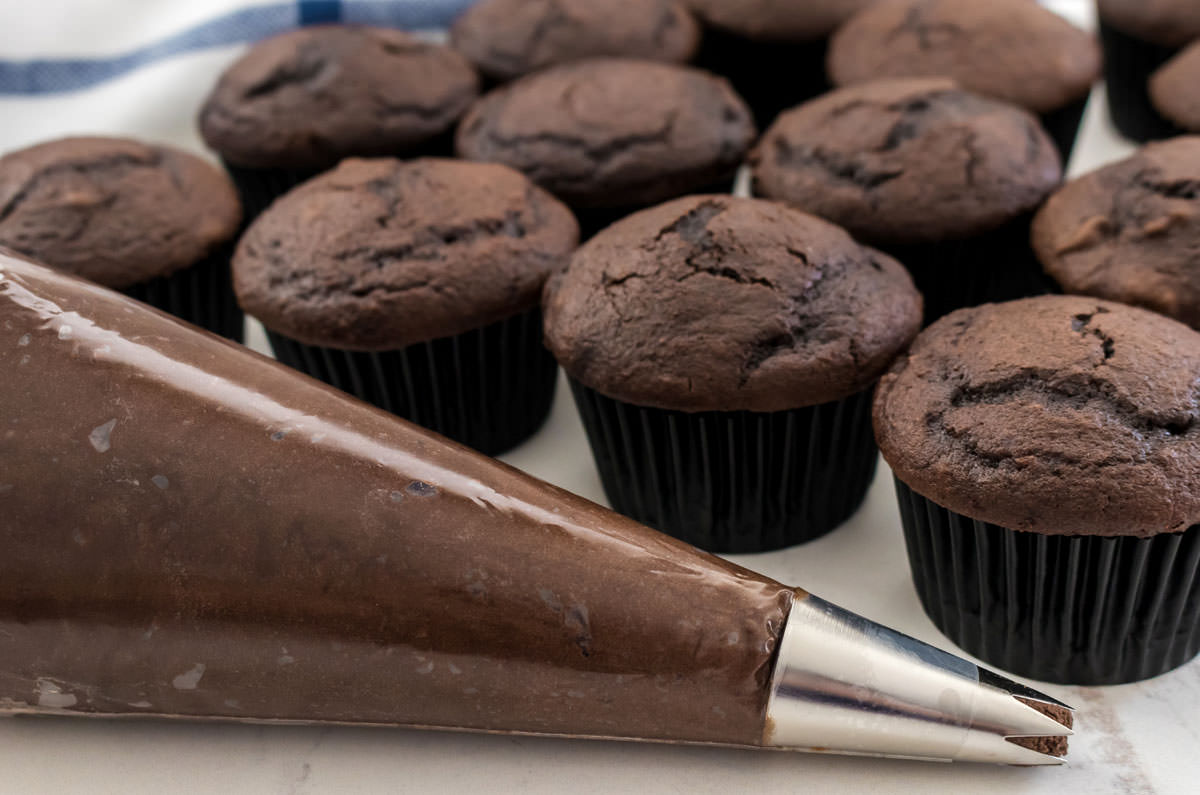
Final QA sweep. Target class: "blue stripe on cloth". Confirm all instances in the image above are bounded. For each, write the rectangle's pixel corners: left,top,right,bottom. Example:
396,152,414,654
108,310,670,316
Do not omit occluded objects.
299,0,343,24
0,0,471,96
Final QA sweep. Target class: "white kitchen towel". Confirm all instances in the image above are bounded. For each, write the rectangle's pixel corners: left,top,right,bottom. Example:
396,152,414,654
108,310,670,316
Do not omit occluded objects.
0,0,472,156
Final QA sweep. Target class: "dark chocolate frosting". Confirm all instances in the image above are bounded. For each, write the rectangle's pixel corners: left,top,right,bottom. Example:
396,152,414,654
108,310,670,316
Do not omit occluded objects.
0,137,240,288
874,295,1200,537
0,249,793,743
199,26,480,170
455,58,755,209
543,195,922,412
750,78,1061,246
828,0,1101,114
451,0,700,81
233,158,578,350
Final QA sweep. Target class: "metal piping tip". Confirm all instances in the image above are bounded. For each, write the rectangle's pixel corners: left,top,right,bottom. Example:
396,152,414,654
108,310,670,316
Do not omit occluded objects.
764,595,1074,765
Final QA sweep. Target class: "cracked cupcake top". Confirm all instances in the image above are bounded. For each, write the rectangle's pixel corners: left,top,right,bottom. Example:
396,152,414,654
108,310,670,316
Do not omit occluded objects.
874,296,1200,537
750,78,1061,246
683,0,876,41
450,0,700,82
543,195,922,412
199,26,479,170
828,0,1100,114
233,158,578,350
0,137,241,288
1033,138,1200,330
454,58,755,209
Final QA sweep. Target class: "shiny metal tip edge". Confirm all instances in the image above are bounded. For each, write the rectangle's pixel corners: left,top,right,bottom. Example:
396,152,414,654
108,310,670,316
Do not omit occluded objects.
764,595,1073,765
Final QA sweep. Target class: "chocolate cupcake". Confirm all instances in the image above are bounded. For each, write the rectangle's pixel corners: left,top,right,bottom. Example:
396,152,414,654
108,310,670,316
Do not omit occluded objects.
543,195,922,553
875,295,1200,685
1150,43,1200,134
0,136,243,340
1098,0,1200,142
828,0,1100,160
1033,137,1200,329
450,0,700,83
233,158,578,455
199,25,479,220
683,0,876,128
455,58,755,238
750,78,1062,324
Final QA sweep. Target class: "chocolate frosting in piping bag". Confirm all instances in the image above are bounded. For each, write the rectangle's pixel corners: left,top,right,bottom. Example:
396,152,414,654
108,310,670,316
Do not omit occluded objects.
0,250,792,746
0,251,1073,763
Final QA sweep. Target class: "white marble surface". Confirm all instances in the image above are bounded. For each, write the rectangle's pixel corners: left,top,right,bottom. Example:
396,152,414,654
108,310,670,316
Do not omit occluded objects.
5,2,1199,792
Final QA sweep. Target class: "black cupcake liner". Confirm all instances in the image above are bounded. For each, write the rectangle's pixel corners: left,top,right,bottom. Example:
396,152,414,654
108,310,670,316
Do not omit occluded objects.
122,245,243,342
692,27,832,130
222,162,319,224
569,381,878,553
1039,97,1088,165
1099,21,1183,143
894,478,1200,685
886,213,1056,326
266,307,557,456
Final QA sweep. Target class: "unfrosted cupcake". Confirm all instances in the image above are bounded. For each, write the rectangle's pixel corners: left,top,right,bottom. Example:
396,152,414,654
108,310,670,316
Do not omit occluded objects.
544,195,922,552
0,136,243,340
1150,43,1200,134
751,78,1061,323
683,0,877,127
1033,137,1200,328
451,0,700,83
1098,0,1200,141
199,26,479,219
233,158,578,455
875,295,1200,684
828,0,1100,160
455,58,755,237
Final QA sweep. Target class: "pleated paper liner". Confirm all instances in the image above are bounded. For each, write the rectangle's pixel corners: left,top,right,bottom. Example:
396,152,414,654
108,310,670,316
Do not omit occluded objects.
886,212,1056,327
569,381,878,554
894,478,1200,685
691,26,832,131
123,244,243,342
267,307,557,456
222,163,319,224
1039,97,1088,165
1099,21,1184,143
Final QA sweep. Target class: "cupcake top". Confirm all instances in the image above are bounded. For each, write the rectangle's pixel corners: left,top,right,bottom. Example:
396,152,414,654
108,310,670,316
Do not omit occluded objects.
683,0,877,41
0,137,240,288
234,158,578,350
750,78,1061,246
1150,43,1200,130
828,0,1101,114
874,295,1200,537
455,58,755,209
199,26,479,170
543,195,922,413
451,0,700,82
1098,0,1200,48
1032,137,1200,329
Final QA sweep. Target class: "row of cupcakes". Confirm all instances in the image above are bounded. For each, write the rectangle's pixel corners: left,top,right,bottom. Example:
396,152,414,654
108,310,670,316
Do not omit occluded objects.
199,0,1103,230
7,146,1199,692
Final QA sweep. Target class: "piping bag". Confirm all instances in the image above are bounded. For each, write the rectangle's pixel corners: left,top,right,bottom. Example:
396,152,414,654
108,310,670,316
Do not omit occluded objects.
0,251,1072,765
